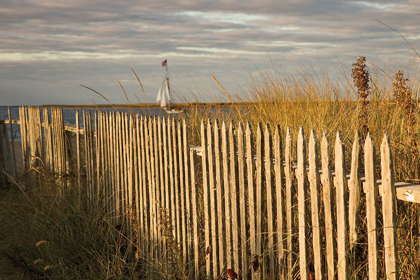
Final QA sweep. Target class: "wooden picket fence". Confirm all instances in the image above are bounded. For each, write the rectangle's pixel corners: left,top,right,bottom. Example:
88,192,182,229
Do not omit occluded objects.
2,106,420,279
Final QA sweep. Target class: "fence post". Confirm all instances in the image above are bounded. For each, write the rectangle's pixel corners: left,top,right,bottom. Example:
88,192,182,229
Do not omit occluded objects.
380,134,398,280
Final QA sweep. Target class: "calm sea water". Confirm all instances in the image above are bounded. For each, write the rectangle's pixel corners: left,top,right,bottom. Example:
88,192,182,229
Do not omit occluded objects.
0,106,168,141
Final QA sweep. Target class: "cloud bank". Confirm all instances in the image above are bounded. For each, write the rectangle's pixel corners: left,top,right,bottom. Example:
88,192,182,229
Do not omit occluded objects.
0,0,419,105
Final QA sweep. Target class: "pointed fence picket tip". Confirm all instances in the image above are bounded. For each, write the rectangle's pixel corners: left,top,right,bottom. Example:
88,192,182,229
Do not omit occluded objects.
222,120,226,130
298,126,304,137
309,129,316,142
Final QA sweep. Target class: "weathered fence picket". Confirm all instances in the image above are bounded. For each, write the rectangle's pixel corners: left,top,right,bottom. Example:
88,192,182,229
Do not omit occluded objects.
4,107,414,280
380,135,398,280
365,133,379,279
297,128,308,280
229,121,240,275
335,131,349,280
349,131,362,250
285,127,295,278
221,121,232,270
237,123,248,278
308,130,323,280
264,124,275,280
200,120,211,276
321,132,335,280
274,125,285,279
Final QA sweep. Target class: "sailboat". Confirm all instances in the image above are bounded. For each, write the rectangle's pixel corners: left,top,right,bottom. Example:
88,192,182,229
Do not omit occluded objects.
156,59,183,114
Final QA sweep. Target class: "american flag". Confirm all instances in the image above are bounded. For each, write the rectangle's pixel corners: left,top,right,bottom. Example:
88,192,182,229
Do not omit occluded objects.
162,59,167,67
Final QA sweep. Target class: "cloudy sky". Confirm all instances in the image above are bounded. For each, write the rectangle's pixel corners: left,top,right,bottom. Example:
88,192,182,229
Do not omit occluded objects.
1,0,419,105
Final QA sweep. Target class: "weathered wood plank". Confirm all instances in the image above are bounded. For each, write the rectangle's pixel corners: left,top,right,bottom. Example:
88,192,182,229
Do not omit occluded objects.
110,112,117,225
285,127,294,278
172,119,181,247
182,119,192,267
255,123,263,279
237,123,248,278
264,124,275,279
364,133,378,279
75,110,80,191
157,117,165,261
380,134,398,280
349,131,362,249
135,115,144,254
190,147,200,279
151,117,159,259
297,127,308,280
214,120,225,272
7,107,17,175
207,119,218,276
201,120,211,276
19,107,27,174
177,119,187,262
140,116,150,251
163,118,170,218
115,112,121,223
84,110,93,199
43,108,53,173
308,130,323,280
246,122,256,274
222,121,232,269
123,114,129,229
274,125,285,279
147,117,156,257
229,121,240,273
96,112,101,198
335,131,349,280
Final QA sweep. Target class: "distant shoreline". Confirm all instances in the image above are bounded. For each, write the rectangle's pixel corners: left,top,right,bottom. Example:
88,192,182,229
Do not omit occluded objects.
38,102,255,108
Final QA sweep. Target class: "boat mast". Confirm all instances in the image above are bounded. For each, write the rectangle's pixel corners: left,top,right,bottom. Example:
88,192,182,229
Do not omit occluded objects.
165,61,171,110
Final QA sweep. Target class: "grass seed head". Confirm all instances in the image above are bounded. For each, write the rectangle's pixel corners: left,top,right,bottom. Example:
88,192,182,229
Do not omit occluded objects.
394,70,411,107
352,56,370,98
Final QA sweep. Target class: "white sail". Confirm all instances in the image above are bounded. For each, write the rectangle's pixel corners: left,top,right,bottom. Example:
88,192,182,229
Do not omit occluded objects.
160,86,166,108
157,79,167,108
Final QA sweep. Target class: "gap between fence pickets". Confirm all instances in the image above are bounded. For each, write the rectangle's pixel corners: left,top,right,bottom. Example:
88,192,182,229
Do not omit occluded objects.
4,119,420,203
